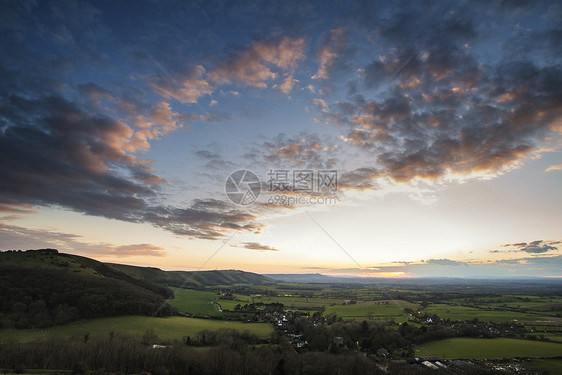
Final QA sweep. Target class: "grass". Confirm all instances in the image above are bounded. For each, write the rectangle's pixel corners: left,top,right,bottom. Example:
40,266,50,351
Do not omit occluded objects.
324,300,417,321
415,337,562,359
422,303,543,323
525,358,562,374
234,293,340,310
0,316,273,343
167,288,220,315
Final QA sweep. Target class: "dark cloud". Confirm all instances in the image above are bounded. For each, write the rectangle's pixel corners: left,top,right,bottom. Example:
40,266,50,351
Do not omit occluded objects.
0,3,270,242
235,241,280,251
262,133,338,169
319,41,562,187
0,95,153,219
501,240,560,254
144,200,263,240
194,149,235,171
339,168,381,191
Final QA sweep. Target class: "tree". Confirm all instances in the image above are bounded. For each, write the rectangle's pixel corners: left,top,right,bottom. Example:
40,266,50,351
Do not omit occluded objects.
141,329,158,345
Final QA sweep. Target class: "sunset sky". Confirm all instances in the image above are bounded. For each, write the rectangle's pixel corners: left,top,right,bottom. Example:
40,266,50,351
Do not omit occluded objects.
1,0,561,278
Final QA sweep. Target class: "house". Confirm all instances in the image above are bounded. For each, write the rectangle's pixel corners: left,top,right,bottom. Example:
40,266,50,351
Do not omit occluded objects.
376,348,389,357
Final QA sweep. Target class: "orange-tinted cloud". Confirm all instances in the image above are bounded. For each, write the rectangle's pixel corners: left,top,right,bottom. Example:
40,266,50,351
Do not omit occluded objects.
111,244,167,257
0,203,37,214
209,37,305,88
150,65,213,104
0,223,166,257
312,28,347,80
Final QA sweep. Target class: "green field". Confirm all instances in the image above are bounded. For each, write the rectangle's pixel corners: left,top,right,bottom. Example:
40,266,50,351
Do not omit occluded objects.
415,337,562,359
325,300,417,321
0,316,273,343
423,303,545,323
167,288,220,315
234,293,340,310
525,359,562,374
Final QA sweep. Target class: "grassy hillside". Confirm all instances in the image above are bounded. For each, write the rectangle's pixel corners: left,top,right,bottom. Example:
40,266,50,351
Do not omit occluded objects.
107,263,276,287
0,249,174,328
0,316,273,343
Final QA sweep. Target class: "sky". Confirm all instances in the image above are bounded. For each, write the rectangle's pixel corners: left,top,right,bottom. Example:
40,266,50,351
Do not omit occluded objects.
0,0,561,278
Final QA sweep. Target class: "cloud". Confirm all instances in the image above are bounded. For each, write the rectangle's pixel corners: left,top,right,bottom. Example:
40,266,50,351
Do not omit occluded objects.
150,65,213,104
320,53,562,187
111,244,166,257
0,223,165,257
0,95,157,218
144,199,264,240
425,258,469,266
353,255,562,278
0,203,37,214
279,75,298,94
235,241,280,251
0,75,262,241
312,98,328,112
208,37,305,88
312,28,348,80
545,163,562,172
501,240,560,254
194,149,235,170
338,168,381,191
129,101,183,154
300,3,562,190
263,134,338,168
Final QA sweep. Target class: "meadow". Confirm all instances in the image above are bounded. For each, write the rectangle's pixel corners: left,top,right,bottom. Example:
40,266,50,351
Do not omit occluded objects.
324,300,417,321
415,337,562,359
422,303,545,323
166,288,220,315
0,316,273,343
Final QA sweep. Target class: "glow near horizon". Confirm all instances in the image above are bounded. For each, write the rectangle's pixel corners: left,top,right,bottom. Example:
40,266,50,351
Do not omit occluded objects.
0,1,560,278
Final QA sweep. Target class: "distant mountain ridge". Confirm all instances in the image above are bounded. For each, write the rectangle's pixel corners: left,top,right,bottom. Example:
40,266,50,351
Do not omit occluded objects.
264,273,370,284
108,263,276,288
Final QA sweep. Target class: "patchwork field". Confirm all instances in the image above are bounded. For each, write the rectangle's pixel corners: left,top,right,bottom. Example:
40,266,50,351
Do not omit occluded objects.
0,316,273,343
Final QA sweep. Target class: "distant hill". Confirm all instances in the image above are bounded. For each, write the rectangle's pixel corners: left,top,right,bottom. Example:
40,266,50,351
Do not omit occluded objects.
107,263,276,288
264,273,371,284
0,249,174,328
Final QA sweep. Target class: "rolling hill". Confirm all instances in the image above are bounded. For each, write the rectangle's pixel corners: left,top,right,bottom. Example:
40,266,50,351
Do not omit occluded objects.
0,249,174,328
107,263,276,288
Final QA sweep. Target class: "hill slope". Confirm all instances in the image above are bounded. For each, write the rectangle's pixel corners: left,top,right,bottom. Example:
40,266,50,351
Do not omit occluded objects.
107,263,276,288
0,249,174,328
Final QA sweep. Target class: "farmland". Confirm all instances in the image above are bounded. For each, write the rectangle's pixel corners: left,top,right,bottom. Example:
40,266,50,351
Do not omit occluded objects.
2,251,562,374
415,337,562,359
167,288,221,315
0,316,273,343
